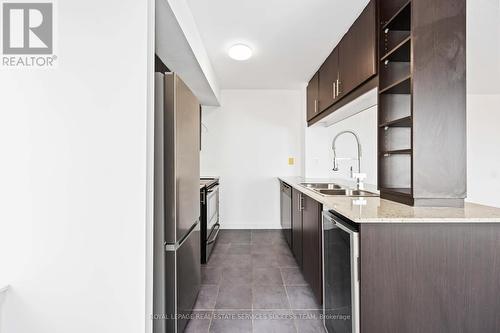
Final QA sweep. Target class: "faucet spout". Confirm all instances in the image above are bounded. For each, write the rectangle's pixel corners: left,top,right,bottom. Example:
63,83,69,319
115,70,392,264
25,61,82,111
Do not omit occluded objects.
331,130,362,173
331,130,366,189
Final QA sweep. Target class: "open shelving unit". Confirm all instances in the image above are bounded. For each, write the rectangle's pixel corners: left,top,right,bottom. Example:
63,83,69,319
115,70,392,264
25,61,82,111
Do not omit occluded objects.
377,0,466,207
378,0,413,205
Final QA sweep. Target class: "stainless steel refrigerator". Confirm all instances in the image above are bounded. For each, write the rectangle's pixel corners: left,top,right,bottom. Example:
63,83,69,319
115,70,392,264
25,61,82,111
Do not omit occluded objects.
153,72,201,333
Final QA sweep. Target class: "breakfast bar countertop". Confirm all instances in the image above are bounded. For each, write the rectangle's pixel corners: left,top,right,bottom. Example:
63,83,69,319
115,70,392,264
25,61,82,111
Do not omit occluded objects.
279,176,500,223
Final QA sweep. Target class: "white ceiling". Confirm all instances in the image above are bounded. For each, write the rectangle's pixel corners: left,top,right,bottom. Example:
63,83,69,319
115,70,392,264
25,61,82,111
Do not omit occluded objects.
185,0,370,90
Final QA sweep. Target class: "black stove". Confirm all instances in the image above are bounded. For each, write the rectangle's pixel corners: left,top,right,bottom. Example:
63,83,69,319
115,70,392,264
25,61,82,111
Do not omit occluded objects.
200,177,220,264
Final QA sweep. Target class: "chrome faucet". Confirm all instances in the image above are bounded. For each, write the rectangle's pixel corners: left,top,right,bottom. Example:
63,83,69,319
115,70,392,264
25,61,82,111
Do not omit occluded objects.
332,130,366,190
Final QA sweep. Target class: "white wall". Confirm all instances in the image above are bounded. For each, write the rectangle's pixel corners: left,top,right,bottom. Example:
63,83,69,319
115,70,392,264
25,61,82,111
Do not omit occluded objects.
0,0,151,332
466,0,500,207
201,90,304,229
467,0,500,95
305,106,378,185
467,95,500,207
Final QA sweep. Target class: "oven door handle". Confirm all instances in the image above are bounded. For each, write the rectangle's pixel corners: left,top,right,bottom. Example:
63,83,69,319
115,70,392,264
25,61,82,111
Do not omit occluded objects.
207,223,220,245
200,191,206,205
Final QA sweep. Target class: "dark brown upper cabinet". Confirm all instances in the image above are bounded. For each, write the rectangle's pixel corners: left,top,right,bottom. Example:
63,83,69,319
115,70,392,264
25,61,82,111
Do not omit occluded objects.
339,0,377,96
307,0,377,123
318,48,339,112
306,72,319,121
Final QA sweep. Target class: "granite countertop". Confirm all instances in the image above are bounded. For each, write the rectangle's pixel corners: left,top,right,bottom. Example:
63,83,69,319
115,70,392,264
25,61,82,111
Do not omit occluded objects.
279,176,500,223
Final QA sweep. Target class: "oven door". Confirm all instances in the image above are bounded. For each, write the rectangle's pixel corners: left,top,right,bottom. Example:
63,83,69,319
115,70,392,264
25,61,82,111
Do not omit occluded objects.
322,211,359,333
206,184,219,236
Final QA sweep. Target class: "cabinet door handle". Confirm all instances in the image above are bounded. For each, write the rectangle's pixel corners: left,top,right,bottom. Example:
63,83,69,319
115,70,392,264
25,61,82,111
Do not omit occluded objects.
336,78,340,96
332,82,336,99
314,100,318,113
297,193,301,212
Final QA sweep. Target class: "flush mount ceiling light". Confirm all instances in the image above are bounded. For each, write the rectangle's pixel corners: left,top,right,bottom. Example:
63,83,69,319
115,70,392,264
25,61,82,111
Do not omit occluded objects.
228,44,253,61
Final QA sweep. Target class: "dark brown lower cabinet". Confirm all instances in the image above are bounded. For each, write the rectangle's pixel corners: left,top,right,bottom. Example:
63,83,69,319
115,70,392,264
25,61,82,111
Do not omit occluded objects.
283,187,500,331
288,188,323,304
291,188,303,268
359,223,500,333
302,194,323,304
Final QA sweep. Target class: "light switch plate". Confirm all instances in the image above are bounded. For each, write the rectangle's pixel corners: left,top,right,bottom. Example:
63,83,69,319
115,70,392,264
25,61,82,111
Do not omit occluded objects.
288,157,295,165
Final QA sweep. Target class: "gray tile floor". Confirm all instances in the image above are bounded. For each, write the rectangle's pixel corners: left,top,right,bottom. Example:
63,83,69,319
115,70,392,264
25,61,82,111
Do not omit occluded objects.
185,229,326,333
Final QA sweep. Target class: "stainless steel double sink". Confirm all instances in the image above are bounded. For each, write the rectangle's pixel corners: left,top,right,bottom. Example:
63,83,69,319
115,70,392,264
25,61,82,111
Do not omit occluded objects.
300,182,378,197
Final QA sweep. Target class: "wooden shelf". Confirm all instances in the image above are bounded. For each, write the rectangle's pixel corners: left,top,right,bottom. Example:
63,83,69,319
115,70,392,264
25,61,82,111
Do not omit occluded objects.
380,149,412,155
379,75,411,94
379,1,413,206
379,116,412,128
381,36,411,62
378,0,466,208
380,187,413,197
382,0,411,31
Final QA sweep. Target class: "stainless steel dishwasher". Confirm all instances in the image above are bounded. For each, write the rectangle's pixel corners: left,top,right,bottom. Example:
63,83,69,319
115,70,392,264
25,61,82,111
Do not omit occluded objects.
322,210,360,333
280,181,292,248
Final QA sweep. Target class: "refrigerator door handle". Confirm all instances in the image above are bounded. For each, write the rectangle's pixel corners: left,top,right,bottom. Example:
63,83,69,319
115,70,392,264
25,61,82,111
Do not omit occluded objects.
165,220,200,252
